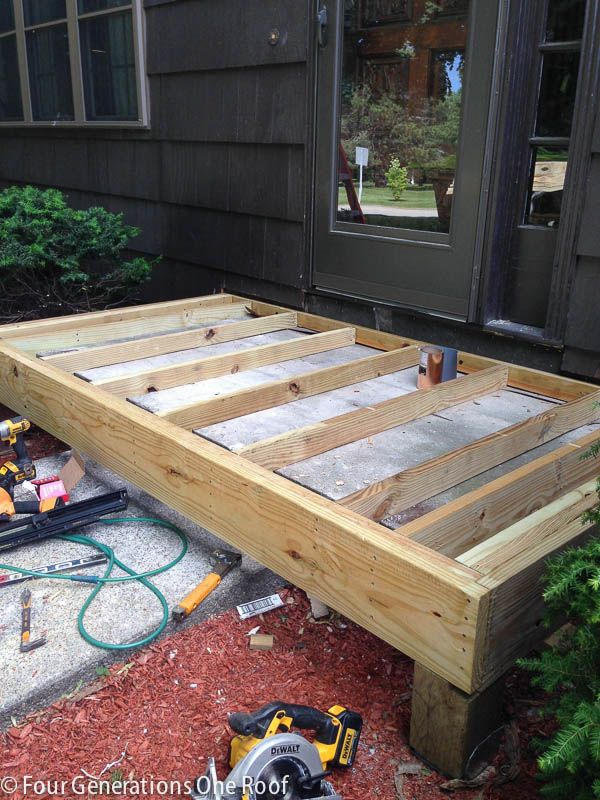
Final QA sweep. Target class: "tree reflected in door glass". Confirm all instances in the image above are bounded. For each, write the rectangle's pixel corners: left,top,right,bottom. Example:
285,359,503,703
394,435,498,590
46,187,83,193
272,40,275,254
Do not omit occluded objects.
336,0,469,234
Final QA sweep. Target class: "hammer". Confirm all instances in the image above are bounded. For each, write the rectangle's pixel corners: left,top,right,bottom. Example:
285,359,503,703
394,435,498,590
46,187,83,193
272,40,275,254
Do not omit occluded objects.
20,589,47,652
172,550,242,622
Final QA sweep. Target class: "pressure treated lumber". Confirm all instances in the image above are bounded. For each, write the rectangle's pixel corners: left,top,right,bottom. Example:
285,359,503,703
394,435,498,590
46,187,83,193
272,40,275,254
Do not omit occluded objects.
469,481,599,688
246,298,597,401
340,390,600,520
397,429,600,558
0,341,487,693
237,366,508,471
86,328,356,398
158,346,422,430
9,302,249,355
42,312,299,372
458,479,599,582
0,293,235,340
410,663,504,778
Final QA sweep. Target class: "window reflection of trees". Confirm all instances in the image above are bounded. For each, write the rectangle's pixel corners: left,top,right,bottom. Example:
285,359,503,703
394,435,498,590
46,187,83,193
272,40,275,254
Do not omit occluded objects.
338,0,469,231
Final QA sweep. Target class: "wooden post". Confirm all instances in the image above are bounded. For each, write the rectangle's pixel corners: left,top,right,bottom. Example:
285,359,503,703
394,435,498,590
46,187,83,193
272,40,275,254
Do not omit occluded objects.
410,663,505,778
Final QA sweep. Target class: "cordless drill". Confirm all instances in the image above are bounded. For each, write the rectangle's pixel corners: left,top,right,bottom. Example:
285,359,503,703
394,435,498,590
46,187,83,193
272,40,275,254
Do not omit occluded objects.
0,416,58,521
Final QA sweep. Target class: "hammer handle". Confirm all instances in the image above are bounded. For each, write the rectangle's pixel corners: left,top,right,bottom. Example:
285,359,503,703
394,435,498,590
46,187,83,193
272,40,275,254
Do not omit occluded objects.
175,573,221,619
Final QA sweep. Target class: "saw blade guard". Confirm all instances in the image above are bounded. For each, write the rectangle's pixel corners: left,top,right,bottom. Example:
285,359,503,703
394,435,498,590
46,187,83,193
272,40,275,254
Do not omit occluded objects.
192,734,327,800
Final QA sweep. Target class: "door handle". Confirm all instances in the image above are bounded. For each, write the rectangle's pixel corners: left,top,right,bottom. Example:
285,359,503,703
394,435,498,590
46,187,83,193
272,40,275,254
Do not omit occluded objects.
317,3,328,48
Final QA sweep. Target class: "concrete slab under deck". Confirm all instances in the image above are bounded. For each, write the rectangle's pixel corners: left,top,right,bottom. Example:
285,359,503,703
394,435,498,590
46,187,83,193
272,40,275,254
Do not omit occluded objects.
72,325,600,524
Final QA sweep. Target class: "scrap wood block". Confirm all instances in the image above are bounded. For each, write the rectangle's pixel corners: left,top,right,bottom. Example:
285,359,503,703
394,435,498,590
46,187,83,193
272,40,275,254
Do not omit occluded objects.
249,634,274,651
309,594,330,620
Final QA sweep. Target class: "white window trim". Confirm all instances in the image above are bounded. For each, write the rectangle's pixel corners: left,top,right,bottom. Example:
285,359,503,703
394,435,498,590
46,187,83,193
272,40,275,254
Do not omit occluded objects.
0,0,149,127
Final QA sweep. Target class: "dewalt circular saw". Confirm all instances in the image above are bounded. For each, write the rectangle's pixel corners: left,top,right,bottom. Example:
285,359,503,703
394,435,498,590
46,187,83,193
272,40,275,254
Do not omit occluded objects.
191,702,362,800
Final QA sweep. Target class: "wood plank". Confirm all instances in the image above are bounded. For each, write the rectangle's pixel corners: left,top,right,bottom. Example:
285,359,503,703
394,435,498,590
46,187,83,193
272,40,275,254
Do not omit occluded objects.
473,521,595,690
158,346,422,430
0,340,487,693
8,303,250,355
0,294,235,340
410,662,504,779
87,328,356,399
238,366,509,471
340,391,600,520
41,312,299,373
397,429,600,558
247,299,597,401
458,479,599,582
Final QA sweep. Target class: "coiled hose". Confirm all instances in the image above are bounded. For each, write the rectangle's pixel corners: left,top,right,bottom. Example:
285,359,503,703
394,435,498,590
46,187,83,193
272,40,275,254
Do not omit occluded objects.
0,516,188,650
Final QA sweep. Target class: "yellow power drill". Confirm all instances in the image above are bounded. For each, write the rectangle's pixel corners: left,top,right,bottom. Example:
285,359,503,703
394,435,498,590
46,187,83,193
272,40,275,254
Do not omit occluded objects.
0,416,40,520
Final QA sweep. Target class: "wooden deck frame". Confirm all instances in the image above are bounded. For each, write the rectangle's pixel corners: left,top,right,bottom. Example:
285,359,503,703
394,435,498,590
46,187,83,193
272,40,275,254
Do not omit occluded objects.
84,327,357,397
237,366,509,470
41,311,298,371
157,345,423,430
340,390,600,520
1,292,598,778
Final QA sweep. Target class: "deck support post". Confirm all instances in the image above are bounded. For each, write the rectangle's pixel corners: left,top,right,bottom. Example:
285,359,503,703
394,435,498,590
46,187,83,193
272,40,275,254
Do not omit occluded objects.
409,663,504,778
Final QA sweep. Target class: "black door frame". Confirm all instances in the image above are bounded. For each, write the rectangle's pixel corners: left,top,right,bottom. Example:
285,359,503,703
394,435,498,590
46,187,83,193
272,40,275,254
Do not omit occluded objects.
468,0,600,342
310,0,502,321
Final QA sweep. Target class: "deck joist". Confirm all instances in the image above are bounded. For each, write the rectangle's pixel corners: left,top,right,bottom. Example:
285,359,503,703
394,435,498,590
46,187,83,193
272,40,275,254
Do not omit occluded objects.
0,292,598,695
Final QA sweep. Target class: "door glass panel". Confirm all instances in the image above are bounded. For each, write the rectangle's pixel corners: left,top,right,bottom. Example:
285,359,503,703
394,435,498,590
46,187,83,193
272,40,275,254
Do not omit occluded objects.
525,147,568,227
23,0,67,27
545,0,586,41
0,0,15,34
337,0,469,234
80,11,137,121
536,52,580,137
26,23,74,120
0,35,23,120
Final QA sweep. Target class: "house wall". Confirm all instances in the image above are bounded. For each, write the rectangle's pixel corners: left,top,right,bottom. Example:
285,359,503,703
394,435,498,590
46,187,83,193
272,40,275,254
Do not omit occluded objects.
0,0,312,307
562,110,600,379
0,0,598,379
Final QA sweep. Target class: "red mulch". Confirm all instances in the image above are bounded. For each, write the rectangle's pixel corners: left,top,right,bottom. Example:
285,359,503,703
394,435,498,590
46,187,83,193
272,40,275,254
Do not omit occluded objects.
1,589,550,800
0,405,66,466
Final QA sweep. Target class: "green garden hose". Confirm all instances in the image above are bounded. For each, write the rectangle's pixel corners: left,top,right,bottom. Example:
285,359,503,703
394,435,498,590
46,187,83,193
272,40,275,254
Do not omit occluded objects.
0,516,188,651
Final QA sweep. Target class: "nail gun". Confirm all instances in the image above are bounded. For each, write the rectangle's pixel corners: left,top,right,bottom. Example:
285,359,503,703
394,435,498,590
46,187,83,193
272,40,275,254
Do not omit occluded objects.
192,702,362,800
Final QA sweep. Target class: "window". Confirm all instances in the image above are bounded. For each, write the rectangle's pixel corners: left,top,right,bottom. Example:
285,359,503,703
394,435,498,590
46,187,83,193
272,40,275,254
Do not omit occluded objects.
523,0,584,228
481,0,588,333
0,0,147,125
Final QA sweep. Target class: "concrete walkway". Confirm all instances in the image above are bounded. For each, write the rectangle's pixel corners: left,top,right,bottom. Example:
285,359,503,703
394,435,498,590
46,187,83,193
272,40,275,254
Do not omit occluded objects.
0,454,283,728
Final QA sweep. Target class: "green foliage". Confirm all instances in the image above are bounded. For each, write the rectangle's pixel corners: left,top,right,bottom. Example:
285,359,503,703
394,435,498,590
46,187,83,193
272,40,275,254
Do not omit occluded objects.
518,452,600,798
0,185,155,321
340,87,461,185
385,158,409,200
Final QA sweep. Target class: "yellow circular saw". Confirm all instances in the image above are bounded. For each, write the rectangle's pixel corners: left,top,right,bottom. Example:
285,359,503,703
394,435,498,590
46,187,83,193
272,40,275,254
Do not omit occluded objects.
191,702,362,800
